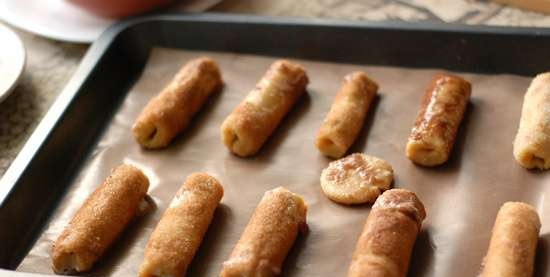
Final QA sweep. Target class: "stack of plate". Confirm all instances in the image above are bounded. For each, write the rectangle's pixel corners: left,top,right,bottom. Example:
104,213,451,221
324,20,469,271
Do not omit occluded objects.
0,0,221,43
0,23,25,103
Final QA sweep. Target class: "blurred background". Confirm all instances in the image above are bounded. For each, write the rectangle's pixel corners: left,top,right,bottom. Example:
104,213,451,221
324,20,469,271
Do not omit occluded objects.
0,0,548,177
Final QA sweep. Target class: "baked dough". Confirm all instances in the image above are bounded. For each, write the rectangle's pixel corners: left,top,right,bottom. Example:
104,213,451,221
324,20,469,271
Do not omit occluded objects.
406,74,471,166
316,72,378,158
139,173,223,277
51,164,149,274
133,57,222,149
221,60,309,157
347,189,426,277
320,153,393,205
220,187,307,277
513,72,550,169
479,202,540,277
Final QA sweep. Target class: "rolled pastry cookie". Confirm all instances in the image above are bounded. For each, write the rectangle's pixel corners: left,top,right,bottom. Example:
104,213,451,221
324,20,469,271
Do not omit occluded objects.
513,73,550,169
479,202,540,277
347,188,426,277
139,173,223,277
406,74,471,166
220,187,308,277
221,60,309,157
316,72,379,158
52,164,149,274
133,57,222,149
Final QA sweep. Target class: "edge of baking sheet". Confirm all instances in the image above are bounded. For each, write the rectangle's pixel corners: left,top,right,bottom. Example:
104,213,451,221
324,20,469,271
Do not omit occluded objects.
1,12,550,276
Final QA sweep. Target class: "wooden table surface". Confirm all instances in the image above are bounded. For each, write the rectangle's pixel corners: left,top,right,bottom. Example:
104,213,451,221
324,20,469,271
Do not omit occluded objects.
0,0,549,176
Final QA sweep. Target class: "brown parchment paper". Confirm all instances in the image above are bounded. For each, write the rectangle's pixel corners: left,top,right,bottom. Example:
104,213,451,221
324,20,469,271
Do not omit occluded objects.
16,48,550,277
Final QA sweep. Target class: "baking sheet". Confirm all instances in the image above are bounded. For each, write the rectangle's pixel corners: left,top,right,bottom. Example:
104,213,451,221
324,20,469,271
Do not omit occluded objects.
16,48,549,277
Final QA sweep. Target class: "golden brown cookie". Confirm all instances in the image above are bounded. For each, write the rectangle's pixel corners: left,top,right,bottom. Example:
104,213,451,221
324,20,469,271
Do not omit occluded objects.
513,72,550,169
221,60,308,157
406,74,471,166
347,189,426,277
320,153,393,205
316,71,378,159
479,202,540,277
52,164,149,274
139,173,223,277
133,57,222,149
220,187,307,277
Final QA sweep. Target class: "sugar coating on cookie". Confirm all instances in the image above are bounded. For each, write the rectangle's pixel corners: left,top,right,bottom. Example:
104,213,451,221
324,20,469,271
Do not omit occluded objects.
320,153,393,204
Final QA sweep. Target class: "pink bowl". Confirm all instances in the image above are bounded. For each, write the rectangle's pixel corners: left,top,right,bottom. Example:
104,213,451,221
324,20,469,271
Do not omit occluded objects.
67,0,175,18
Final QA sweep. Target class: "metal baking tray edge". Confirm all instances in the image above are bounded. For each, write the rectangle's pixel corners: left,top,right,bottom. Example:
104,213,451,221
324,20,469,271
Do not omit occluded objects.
1,12,550,276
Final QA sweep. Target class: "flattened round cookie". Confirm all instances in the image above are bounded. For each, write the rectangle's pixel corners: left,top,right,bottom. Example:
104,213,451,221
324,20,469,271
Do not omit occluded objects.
320,153,393,205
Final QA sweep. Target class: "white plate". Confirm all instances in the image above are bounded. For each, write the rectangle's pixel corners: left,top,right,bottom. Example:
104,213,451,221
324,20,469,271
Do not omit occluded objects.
0,0,221,43
0,23,25,103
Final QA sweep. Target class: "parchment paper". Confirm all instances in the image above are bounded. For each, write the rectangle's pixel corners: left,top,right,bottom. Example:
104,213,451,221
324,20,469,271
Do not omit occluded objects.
17,48,550,277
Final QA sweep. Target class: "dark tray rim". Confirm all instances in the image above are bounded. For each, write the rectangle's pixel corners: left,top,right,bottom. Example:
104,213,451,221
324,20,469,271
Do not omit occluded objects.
2,12,550,276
